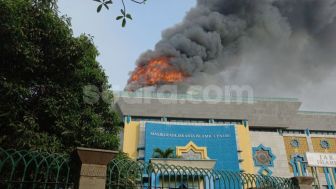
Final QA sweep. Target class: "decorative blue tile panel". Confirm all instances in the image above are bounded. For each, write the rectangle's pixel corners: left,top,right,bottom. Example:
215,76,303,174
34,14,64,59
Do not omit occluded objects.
252,144,276,167
144,122,240,171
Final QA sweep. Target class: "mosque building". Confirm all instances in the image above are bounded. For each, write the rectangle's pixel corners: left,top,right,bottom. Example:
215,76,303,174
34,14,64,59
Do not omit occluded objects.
115,92,336,189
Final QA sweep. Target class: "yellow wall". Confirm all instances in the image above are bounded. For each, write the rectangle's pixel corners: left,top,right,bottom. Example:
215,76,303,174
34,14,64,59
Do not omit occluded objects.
312,138,336,186
311,137,336,153
283,136,309,173
311,137,336,173
122,121,140,159
236,124,255,174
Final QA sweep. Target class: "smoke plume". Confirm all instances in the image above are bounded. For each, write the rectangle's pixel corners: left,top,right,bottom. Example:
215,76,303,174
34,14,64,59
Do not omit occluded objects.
127,0,336,111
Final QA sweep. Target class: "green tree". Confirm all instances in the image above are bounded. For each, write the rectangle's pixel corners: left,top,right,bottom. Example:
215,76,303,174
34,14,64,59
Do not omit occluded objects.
0,0,121,153
152,148,175,158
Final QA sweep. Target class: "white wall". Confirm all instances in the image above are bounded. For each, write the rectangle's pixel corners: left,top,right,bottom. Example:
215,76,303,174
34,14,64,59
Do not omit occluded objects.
250,131,292,177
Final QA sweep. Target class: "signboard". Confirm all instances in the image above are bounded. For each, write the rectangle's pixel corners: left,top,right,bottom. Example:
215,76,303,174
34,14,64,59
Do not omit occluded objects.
144,122,239,171
306,152,336,168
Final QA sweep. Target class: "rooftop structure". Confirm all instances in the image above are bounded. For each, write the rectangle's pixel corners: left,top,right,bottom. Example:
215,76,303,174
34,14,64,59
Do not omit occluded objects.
114,91,336,131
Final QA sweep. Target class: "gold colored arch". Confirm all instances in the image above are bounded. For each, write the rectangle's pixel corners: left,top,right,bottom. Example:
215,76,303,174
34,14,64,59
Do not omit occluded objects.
176,141,209,160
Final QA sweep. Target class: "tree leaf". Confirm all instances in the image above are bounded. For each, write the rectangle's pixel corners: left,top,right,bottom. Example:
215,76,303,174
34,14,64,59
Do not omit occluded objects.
104,3,109,10
116,16,123,20
122,18,126,27
97,4,103,12
121,9,125,16
126,14,132,20
105,0,113,4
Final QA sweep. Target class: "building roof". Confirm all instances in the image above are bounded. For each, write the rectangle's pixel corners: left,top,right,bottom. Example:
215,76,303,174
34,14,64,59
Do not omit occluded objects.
114,92,336,131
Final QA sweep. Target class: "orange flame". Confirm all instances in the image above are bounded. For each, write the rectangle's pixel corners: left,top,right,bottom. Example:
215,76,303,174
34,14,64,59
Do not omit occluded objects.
128,57,188,88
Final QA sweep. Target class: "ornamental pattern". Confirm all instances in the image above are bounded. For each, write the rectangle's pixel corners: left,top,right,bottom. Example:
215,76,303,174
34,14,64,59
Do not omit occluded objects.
321,139,331,149
253,144,276,167
290,139,300,148
253,144,276,176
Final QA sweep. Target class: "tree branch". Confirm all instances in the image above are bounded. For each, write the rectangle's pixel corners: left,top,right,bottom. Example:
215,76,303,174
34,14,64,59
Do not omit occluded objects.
93,0,146,27
129,0,146,4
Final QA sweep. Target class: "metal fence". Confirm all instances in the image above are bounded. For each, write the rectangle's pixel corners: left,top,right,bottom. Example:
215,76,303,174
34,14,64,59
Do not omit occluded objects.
0,148,74,189
106,159,295,189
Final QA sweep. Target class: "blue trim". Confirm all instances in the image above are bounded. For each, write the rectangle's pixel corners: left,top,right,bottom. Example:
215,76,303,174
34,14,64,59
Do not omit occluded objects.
333,168,336,189
305,129,310,136
324,168,336,189
252,144,276,167
324,168,333,189
243,120,248,128
290,155,307,177
125,115,131,124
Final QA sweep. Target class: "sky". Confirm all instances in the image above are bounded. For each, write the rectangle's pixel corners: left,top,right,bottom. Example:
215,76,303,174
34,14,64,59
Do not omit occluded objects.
58,0,336,112
58,0,196,91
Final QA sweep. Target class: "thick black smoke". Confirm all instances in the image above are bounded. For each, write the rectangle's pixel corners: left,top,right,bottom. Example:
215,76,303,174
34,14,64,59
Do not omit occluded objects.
127,0,336,111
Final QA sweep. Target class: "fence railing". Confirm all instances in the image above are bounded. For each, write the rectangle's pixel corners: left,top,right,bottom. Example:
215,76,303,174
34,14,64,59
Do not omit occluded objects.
0,148,74,189
0,148,312,189
106,158,295,189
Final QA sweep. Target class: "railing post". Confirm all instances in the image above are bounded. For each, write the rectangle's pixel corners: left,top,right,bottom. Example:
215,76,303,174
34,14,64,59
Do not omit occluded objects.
291,176,315,189
73,147,118,189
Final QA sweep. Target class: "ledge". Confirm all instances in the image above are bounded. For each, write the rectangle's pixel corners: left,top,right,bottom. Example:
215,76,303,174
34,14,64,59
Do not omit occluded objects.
75,147,118,165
